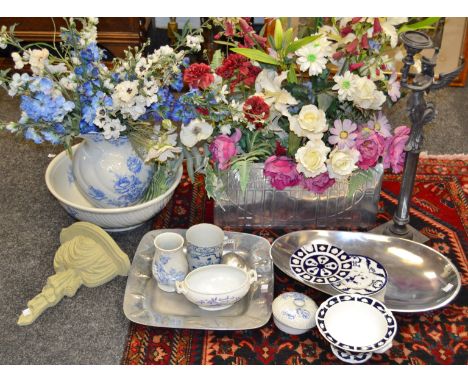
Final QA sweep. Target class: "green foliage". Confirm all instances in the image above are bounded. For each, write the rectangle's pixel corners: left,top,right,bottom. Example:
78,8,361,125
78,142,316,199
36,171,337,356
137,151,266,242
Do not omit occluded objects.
287,131,302,157
274,19,283,50
398,17,441,34
287,65,298,84
210,49,223,70
285,34,321,54
347,169,374,198
317,93,335,113
231,159,252,193
230,48,281,66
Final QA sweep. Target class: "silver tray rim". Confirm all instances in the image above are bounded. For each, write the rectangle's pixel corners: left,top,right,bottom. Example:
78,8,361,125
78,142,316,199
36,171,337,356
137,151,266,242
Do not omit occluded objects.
123,228,274,330
270,229,462,313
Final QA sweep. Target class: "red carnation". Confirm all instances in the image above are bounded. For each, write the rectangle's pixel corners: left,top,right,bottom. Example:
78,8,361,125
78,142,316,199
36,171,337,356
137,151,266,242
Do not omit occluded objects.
216,54,261,91
183,63,214,90
243,96,270,128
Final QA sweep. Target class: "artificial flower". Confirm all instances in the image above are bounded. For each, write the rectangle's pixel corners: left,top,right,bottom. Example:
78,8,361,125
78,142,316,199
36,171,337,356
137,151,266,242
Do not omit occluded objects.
243,95,270,127
209,129,241,170
180,118,213,148
289,104,328,140
215,54,261,91
327,147,360,179
383,125,410,173
332,71,356,102
295,139,330,178
255,69,298,117
355,131,386,170
302,172,336,194
352,76,386,110
367,112,392,138
186,35,204,52
328,119,358,149
387,71,401,102
264,155,302,190
183,63,214,90
295,38,330,76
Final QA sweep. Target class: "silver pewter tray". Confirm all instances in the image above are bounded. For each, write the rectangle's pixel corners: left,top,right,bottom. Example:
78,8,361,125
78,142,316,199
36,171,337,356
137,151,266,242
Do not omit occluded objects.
271,230,461,313
123,229,274,330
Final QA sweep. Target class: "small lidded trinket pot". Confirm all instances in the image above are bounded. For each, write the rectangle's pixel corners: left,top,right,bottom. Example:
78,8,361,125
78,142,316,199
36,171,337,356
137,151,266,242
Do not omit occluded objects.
272,292,318,335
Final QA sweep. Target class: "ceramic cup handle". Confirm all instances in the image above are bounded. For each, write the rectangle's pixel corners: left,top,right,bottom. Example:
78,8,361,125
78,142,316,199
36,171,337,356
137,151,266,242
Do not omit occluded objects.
248,269,258,284
175,280,187,295
374,341,393,354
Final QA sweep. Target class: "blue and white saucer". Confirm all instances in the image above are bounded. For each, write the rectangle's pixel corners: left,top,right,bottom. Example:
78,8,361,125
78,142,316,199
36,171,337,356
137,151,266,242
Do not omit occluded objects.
330,255,388,296
331,345,372,364
289,243,353,284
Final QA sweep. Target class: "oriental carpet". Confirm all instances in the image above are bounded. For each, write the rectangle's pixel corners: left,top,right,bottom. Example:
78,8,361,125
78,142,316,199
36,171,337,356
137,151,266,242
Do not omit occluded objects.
122,156,468,365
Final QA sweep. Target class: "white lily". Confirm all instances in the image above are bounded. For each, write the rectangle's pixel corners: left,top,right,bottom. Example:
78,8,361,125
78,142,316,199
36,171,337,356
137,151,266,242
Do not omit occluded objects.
380,17,408,48
255,69,298,117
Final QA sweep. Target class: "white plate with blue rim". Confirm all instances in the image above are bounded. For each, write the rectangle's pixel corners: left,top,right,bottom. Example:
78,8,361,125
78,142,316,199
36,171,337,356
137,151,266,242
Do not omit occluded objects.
289,243,353,284
315,294,397,360
330,255,388,297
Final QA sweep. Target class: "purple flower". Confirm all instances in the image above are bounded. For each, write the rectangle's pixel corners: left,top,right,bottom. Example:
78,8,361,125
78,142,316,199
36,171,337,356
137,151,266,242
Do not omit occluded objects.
301,172,336,194
383,125,410,173
264,156,302,190
355,131,386,170
209,129,241,170
367,112,392,138
328,119,358,149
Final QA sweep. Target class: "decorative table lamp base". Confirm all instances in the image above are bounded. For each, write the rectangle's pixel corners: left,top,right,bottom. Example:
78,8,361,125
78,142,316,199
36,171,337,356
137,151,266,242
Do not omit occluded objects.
370,221,429,243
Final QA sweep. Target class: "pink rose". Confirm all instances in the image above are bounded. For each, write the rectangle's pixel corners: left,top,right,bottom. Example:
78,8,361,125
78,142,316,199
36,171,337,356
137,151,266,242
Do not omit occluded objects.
302,172,336,194
209,129,241,170
355,131,386,170
264,155,301,190
383,125,410,173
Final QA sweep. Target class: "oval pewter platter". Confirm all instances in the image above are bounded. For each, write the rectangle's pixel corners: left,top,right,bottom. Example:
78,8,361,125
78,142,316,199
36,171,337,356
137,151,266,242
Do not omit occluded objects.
271,230,461,313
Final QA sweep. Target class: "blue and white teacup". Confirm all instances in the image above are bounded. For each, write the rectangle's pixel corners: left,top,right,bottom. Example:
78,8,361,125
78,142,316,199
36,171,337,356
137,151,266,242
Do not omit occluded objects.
186,223,225,270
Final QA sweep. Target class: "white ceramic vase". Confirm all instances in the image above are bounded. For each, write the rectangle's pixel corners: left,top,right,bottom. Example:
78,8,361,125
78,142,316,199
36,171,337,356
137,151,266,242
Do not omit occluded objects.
72,134,154,208
152,232,188,292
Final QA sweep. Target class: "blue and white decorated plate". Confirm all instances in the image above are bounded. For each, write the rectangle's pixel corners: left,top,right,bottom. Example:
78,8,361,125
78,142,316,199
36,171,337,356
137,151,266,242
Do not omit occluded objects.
316,294,397,353
330,255,388,296
289,243,353,284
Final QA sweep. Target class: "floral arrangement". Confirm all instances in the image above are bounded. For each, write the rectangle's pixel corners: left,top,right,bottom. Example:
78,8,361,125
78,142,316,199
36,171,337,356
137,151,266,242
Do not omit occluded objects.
0,18,204,198
176,17,437,199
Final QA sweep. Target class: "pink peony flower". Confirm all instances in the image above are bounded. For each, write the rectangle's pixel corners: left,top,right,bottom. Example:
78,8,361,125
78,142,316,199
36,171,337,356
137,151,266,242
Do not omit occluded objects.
355,131,386,170
209,129,241,170
264,156,302,190
302,172,336,194
383,125,411,173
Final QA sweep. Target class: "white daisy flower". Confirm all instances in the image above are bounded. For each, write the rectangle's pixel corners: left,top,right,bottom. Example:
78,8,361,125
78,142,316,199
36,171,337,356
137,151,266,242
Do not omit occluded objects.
295,44,328,76
332,71,357,102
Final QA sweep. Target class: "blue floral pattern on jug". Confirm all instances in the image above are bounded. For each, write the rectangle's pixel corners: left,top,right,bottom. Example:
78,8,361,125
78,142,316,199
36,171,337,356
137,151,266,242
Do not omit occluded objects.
86,174,145,207
67,166,75,184
127,155,142,174
153,255,186,287
187,243,223,270
88,186,106,201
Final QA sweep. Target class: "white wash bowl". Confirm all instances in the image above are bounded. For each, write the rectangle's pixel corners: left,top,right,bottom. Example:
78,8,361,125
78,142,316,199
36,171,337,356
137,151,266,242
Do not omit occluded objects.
45,145,183,232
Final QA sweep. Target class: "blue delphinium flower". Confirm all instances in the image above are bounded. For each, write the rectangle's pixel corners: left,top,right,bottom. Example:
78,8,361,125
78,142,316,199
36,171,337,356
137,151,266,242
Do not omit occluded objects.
368,39,381,52
41,131,61,145
21,93,75,123
24,127,44,144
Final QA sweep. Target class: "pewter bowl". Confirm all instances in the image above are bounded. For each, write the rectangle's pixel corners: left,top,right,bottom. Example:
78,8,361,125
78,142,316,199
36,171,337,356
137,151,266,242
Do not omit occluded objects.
271,230,461,313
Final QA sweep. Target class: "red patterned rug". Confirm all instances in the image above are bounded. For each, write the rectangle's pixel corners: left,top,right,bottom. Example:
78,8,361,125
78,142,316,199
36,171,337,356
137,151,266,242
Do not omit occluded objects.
122,157,468,365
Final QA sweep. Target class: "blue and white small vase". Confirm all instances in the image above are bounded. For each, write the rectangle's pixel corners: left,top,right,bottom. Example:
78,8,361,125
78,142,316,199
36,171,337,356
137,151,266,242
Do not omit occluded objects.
152,232,188,292
72,133,154,208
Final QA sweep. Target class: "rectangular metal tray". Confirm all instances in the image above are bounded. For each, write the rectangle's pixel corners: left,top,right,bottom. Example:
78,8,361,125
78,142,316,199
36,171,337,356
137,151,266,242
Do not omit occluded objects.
123,229,274,330
270,230,461,313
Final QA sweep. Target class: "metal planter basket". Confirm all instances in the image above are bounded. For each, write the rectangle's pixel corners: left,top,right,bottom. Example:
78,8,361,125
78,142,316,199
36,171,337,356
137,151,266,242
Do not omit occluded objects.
213,163,384,229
